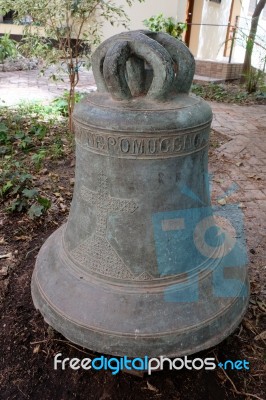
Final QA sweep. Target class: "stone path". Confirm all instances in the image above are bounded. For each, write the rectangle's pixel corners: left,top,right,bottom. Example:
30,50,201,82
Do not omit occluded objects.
209,102,266,288
0,67,96,105
0,68,265,287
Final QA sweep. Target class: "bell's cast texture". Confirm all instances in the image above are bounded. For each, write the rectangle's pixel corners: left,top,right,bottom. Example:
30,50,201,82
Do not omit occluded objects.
31,30,249,357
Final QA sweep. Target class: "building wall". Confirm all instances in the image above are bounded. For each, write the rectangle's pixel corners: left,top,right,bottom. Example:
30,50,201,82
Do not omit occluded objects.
224,0,242,58
197,0,232,60
0,1,186,43
0,23,24,36
188,0,204,57
100,0,186,40
0,22,45,37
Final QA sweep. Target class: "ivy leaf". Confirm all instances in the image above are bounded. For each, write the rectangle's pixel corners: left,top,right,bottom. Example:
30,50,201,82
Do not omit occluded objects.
22,188,39,198
0,122,8,133
37,196,51,210
15,131,25,139
20,173,33,182
2,180,13,194
28,204,44,219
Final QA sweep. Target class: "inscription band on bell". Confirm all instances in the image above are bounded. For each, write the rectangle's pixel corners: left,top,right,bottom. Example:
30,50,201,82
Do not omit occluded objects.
74,121,211,159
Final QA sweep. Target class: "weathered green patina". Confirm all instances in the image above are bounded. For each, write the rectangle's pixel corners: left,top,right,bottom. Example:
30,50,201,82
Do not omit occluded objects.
31,31,249,357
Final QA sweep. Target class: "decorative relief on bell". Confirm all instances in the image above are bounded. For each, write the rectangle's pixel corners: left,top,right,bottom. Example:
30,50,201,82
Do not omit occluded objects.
69,171,141,280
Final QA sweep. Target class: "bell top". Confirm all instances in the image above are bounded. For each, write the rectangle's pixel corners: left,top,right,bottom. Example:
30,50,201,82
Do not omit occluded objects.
91,30,195,101
73,30,212,159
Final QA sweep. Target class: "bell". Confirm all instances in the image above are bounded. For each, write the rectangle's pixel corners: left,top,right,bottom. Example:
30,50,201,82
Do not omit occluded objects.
31,30,249,357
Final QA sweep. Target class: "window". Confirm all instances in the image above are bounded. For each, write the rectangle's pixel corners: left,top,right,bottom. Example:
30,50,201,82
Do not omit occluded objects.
3,10,15,24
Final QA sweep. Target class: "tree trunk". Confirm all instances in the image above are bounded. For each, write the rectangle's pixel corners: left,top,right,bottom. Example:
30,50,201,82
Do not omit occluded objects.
68,72,76,133
240,0,266,84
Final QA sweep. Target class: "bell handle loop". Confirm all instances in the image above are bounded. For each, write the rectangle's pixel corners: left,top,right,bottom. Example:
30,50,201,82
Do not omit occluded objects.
91,30,195,101
103,34,175,101
148,32,195,94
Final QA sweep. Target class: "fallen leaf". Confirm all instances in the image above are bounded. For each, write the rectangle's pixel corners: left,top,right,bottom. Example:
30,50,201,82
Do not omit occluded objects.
254,331,266,341
257,300,266,312
242,319,257,335
33,345,40,354
247,174,261,180
0,252,12,259
147,382,159,393
15,235,31,241
217,198,227,205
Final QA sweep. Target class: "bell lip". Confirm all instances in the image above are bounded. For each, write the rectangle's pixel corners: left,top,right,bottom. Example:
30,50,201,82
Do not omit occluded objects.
32,267,249,357
31,226,250,358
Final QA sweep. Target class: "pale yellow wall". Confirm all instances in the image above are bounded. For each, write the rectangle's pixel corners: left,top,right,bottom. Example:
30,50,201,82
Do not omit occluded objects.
231,0,242,30
0,23,45,36
0,23,25,35
224,0,242,57
188,0,204,57
197,0,232,60
101,0,186,40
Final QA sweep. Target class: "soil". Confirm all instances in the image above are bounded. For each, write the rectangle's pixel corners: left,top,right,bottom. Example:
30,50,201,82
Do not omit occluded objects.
0,132,265,400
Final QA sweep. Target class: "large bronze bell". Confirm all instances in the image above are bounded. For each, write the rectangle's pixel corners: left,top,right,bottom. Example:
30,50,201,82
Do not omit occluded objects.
31,31,249,357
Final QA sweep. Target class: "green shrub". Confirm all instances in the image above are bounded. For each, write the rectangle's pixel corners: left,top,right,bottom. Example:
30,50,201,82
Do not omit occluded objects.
0,33,18,62
143,13,186,39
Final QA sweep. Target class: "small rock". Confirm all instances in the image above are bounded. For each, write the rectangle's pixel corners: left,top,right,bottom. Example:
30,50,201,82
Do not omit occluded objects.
217,198,227,206
0,266,9,277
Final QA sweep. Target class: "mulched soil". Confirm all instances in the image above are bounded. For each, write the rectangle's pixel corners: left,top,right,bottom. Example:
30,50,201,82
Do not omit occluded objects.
191,82,266,106
0,131,265,400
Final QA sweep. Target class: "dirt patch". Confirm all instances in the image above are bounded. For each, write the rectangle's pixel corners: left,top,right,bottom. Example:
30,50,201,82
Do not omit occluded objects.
0,136,265,400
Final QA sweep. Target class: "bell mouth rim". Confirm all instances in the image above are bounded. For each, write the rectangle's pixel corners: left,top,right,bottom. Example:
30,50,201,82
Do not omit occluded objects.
32,259,249,357
32,225,249,357
33,267,248,338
